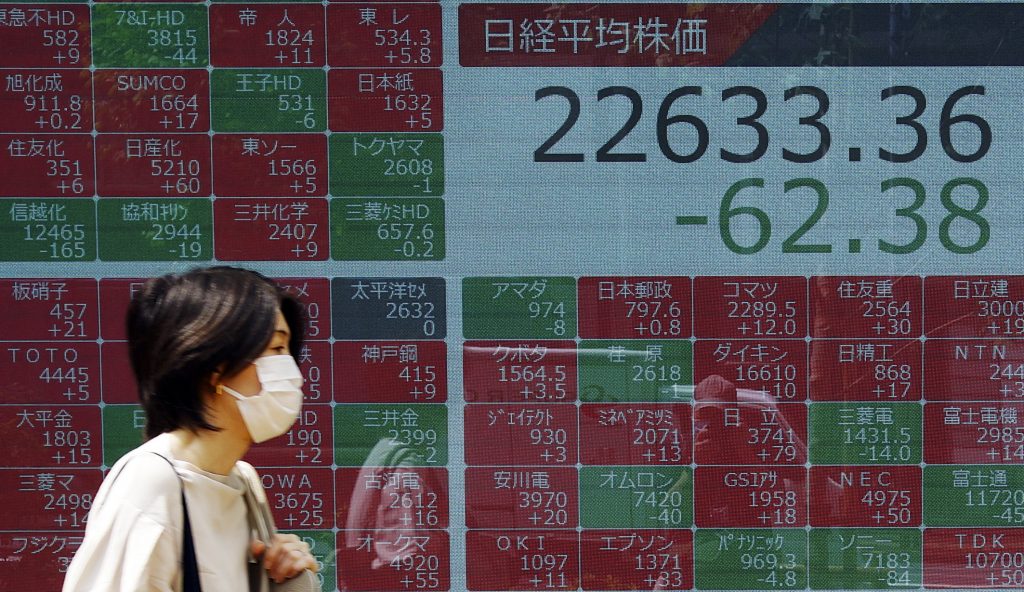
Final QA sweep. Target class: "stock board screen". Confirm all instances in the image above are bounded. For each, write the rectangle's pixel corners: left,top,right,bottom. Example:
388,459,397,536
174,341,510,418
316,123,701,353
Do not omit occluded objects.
2,2,1024,591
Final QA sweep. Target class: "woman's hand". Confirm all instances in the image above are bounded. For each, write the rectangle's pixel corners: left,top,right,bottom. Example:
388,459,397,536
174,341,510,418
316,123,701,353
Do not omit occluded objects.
251,533,319,583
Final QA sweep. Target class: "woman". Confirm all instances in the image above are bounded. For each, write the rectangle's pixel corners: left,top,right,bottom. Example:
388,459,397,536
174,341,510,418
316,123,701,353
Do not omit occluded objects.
63,266,319,591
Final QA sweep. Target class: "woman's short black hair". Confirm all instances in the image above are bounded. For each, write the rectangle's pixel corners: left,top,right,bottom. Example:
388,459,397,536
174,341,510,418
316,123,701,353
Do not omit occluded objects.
126,266,305,439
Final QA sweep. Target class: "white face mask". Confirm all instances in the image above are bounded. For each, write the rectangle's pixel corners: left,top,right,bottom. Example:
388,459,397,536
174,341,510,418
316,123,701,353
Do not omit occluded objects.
220,355,304,443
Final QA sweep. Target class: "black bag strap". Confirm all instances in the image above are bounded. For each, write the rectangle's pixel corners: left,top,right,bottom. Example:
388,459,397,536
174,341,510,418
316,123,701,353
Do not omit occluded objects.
150,452,202,592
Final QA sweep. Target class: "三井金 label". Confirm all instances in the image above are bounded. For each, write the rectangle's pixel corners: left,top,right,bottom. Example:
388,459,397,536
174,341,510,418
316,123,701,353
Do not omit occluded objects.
333,404,447,467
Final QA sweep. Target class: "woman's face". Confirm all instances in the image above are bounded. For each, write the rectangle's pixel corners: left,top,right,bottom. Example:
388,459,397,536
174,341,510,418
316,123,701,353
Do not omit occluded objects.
218,309,292,397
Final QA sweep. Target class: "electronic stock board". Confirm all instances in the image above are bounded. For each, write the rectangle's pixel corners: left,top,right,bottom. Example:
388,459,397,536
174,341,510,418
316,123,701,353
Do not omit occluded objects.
2,2,1024,591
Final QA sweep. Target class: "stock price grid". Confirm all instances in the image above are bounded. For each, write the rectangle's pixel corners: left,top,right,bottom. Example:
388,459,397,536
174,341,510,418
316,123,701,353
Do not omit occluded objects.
3,2,1024,592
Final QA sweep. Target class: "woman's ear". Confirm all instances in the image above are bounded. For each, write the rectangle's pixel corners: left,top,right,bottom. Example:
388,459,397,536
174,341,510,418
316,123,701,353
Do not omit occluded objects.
207,364,225,389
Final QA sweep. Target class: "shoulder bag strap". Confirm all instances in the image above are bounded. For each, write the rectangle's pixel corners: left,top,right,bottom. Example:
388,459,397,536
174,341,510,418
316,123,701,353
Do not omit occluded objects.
150,452,202,592
238,464,320,592
238,464,271,592
238,464,275,542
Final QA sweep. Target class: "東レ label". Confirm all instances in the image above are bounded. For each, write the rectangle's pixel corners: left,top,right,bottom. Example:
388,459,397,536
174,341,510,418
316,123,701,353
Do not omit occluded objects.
326,4,442,67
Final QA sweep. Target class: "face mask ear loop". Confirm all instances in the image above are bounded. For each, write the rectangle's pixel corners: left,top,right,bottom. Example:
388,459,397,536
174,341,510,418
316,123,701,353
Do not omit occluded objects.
217,383,246,400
